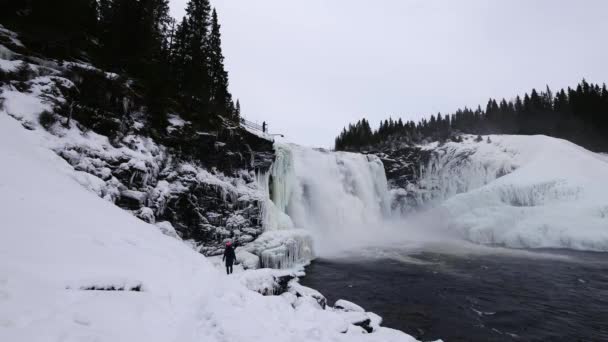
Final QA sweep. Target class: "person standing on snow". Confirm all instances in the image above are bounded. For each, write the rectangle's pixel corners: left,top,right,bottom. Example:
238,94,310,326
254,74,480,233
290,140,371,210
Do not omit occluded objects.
222,241,237,274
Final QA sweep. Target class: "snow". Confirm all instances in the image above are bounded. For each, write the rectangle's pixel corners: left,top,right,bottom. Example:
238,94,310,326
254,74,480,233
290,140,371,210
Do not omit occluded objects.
0,112,421,341
236,268,296,295
167,114,188,127
166,114,190,133
1,88,52,124
419,135,608,251
236,249,261,269
155,221,181,239
335,299,365,313
0,59,23,72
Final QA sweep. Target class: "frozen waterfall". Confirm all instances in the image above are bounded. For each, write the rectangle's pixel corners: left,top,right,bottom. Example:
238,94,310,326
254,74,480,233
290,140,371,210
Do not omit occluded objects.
258,144,394,258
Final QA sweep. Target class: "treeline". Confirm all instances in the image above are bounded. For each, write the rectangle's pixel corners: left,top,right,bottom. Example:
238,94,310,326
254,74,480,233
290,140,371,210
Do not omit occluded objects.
335,80,608,152
0,0,240,132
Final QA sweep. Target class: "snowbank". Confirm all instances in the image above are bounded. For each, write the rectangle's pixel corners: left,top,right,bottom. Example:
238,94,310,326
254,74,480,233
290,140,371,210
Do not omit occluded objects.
0,113,421,341
422,135,608,251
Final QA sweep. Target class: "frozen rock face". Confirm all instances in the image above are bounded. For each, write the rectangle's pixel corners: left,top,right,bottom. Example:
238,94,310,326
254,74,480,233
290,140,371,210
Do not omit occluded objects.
437,135,608,251
0,34,275,255
373,135,608,251
53,127,274,255
58,133,272,254
374,136,519,214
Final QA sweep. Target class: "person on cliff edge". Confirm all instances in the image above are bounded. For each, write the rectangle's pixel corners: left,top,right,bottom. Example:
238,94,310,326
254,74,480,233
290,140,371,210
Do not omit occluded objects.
222,241,237,275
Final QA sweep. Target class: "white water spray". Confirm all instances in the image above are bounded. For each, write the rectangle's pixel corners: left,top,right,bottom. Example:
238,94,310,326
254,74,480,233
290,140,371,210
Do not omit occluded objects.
263,144,394,256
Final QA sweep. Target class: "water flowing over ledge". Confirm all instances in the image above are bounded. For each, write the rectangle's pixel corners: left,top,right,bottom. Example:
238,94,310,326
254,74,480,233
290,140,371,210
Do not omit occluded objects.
252,143,395,267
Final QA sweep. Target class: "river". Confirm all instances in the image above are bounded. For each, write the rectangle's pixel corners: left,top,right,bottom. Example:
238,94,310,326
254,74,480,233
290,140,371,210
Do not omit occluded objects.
301,248,608,341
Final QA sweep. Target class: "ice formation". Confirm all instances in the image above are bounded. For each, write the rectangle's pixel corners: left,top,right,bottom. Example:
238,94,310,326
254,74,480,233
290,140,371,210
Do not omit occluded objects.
417,135,608,251
245,229,314,269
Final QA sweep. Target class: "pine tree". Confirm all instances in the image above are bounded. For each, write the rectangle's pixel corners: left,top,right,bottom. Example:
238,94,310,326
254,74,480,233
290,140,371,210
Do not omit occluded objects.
235,99,241,121
208,8,232,120
181,0,213,127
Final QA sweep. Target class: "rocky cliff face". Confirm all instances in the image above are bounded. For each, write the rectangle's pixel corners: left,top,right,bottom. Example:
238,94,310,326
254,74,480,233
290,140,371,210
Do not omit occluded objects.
365,136,518,214
57,126,274,255
0,28,275,255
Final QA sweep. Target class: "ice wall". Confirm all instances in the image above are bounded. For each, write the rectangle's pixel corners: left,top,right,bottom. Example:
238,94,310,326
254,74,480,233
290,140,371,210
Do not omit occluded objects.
426,135,608,251
401,137,519,210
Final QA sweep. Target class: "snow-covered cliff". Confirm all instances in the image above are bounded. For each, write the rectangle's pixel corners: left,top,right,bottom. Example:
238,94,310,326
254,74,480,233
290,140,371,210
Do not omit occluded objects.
383,135,608,251
0,27,274,255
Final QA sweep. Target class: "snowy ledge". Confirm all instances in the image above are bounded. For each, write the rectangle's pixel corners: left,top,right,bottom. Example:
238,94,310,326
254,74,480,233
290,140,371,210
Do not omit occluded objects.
207,253,419,337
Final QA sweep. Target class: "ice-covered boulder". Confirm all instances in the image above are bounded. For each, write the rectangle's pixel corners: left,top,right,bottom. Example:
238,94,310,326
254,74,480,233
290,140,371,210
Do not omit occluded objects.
289,280,327,309
237,268,296,295
335,299,365,312
155,221,180,239
245,229,314,269
333,300,382,333
235,249,260,269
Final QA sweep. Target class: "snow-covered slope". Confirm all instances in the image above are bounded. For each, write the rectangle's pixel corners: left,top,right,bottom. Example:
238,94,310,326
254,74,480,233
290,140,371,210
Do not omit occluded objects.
415,135,608,251
0,114,423,341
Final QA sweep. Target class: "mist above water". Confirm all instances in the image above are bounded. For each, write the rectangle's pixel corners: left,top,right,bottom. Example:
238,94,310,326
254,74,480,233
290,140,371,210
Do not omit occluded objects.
264,144,463,257
262,144,585,262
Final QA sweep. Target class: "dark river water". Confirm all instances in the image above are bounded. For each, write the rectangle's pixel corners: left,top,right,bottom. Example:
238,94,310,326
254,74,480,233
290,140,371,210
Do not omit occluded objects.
301,248,608,342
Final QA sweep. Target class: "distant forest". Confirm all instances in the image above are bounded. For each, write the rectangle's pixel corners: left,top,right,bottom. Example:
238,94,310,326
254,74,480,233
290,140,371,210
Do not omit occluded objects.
335,80,608,152
0,0,240,133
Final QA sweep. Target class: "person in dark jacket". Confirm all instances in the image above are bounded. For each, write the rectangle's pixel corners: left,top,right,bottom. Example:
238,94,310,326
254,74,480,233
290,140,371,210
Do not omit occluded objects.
222,241,237,274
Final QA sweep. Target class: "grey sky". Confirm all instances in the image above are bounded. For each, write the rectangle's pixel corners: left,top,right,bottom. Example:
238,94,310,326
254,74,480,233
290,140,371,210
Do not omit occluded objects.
170,0,608,148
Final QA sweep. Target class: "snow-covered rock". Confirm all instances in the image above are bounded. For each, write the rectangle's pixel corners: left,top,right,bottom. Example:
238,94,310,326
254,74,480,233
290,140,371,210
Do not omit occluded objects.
386,135,608,251
434,135,608,251
236,249,261,269
237,268,296,295
335,299,365,313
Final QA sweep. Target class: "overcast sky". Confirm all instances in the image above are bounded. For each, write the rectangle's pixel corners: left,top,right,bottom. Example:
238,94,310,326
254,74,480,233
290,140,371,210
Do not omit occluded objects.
169,0,608,148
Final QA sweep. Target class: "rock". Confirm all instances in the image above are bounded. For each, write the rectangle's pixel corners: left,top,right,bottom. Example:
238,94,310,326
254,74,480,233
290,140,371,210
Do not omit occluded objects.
135,207,155,223
155,221,180,239
367,312,383,331
289,281,327,309
352,318,373,333
334,299,365,312
117,190,147,209
238,269,296,296
237,234,254,244
334,300,382,333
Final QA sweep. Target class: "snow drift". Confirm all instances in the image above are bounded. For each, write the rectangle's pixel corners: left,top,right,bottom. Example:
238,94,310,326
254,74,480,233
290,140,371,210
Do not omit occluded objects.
0,113,421,341
416,135,608,251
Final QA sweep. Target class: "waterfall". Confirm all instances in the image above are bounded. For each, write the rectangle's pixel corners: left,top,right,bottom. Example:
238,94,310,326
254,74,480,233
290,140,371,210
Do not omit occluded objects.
257,144,393,259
